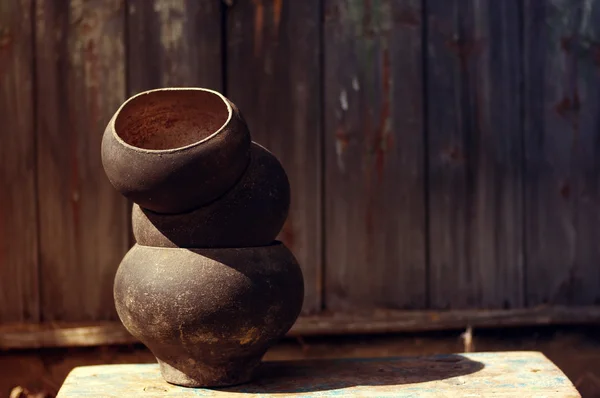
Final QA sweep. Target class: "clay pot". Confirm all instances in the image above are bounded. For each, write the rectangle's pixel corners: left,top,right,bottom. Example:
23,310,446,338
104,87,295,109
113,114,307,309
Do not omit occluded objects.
114,243,304,387
101,88,251,214
132,142,290,248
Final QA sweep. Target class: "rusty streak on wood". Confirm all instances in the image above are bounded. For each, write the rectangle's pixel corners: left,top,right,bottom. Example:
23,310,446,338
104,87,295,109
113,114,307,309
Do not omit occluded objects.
0,0,39,323
227,0,323,314
324,0,426,311
35,0,129,321
523,0,600,306
427,0,524,309
2,306,600,350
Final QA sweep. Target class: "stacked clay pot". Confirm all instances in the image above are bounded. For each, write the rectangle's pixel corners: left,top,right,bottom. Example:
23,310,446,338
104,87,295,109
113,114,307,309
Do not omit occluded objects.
101,88,304,387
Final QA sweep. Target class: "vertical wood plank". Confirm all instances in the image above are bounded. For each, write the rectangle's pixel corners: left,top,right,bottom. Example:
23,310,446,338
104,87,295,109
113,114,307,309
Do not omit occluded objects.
35,0,129,321
324,0,426,311
126,0,222,250
427,0,524,308
524,0,600,305
127,0,222,92
0,0,39,322
227,0,323,313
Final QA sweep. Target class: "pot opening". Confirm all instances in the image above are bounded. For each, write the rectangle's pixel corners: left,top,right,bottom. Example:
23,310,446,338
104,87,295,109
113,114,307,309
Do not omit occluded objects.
114,89,230,150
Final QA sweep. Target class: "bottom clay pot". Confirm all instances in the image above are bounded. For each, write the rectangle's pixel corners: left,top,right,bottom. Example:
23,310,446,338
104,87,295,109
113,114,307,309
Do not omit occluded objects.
114,243,304,387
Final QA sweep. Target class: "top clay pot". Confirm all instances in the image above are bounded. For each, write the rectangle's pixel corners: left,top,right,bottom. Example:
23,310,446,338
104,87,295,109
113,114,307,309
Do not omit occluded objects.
101,88,251,214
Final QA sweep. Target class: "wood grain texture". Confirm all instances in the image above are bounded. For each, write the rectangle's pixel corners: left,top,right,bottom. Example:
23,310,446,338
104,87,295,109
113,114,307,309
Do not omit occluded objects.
56,353,580,397
524,0,600,306
324,0,426,311
227,0,322,313
127,0,222,92
0,0,39,322
427,0,524,309
35,0,129,321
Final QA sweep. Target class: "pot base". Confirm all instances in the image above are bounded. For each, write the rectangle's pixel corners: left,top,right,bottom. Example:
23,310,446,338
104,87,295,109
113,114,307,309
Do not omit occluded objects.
158,358,258,388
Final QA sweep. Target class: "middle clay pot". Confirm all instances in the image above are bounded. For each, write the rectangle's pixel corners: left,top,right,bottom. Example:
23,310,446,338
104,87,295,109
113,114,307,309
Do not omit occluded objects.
114,242,304,387
132,142,290,248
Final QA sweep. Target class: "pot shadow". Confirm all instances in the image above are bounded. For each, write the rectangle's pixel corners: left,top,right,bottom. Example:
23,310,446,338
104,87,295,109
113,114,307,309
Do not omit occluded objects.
216,354,484,394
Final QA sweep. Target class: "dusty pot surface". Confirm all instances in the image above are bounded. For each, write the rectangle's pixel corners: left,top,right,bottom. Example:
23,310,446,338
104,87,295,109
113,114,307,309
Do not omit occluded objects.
101,88,251,214
132,142,290,248
114,243,304,387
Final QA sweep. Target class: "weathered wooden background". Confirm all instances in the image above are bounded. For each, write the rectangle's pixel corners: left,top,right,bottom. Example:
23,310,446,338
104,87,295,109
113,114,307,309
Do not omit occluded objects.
1,0,600,327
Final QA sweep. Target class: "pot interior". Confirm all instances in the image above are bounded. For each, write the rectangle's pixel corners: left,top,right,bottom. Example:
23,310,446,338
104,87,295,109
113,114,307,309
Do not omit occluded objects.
114,89,229,150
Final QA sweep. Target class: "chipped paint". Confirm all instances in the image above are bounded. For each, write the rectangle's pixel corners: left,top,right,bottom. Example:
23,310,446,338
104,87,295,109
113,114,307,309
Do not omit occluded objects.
273,0,282,32
352,76,360,91
57,352,579,396
339,89,348,111
154,0,185,54
253,0,264,56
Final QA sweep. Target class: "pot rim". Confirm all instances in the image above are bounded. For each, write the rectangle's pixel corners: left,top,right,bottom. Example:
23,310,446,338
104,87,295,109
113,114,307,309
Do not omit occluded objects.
110,87,233,154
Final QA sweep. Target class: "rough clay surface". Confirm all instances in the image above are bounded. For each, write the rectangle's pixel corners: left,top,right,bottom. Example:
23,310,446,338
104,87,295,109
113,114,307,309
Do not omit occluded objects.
132,143,290,248
113,243,304,387
115,90,228,150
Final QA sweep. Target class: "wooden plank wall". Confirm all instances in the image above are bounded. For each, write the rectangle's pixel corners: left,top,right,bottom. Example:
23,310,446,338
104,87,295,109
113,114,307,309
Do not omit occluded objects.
524,0,600,306
1,0,600,325
227,0,323,314
324,0,426,311
426,0,524,309
35,0,129,321
0,0,39,323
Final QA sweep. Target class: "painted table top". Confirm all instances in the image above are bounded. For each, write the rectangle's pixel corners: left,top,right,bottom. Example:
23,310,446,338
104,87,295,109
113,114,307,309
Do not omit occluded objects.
56,351,580,397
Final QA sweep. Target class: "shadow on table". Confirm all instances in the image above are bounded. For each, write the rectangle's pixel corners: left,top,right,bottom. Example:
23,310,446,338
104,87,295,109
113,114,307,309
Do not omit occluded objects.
217,354,484,394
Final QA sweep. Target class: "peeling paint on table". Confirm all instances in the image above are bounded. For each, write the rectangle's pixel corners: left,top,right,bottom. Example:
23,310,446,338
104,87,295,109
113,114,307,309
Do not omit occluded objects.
56,351,580,397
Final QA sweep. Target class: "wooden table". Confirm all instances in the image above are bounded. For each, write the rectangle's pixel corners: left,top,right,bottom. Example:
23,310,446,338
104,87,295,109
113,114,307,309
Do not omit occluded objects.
56,351,580,397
